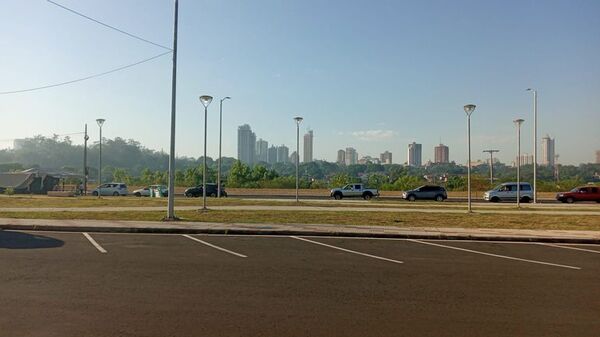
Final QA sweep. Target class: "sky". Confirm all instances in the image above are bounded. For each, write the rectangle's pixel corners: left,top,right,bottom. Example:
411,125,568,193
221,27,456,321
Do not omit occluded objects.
1,0,599,165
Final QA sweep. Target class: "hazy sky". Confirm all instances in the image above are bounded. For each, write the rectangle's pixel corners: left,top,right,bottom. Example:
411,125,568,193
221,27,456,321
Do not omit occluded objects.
1,0,599,165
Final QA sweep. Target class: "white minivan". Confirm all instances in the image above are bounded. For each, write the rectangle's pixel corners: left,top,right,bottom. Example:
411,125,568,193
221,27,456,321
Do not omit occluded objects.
483,182,533,203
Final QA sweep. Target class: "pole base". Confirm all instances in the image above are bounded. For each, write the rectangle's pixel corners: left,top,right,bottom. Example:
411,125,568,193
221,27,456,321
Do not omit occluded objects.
162,216,181,222
197,208,209,213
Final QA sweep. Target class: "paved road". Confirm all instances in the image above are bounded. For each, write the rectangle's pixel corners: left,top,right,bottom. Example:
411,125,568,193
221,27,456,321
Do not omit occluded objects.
1,230,599,337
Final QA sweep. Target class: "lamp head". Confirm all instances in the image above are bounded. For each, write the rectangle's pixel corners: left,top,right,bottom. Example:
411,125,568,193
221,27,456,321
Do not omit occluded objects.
293,116,303,124
513,118,525,126
463,104,476,116
96,118,105,127
222,96,231,101
199,95,213,108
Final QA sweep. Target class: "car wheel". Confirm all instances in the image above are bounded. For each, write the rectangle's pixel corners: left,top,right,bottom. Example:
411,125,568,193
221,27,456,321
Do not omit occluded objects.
566,197,574,204
363,193,372,200
408,195,416,202
113,192,119,196
435,195,444,202
210,192,217,197
520,196,531,203
490,196,500,203
134,192,141,197
333,193,343,200
92,191,98,196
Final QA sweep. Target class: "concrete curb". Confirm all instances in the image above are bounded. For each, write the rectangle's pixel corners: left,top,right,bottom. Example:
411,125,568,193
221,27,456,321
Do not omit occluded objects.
2,223,599,245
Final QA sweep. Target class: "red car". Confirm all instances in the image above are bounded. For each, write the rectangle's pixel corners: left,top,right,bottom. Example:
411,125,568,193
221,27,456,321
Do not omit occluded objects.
556,186,600,203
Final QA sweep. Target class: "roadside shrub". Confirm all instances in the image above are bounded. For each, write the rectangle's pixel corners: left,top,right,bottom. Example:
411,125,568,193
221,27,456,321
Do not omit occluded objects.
4,187,15,196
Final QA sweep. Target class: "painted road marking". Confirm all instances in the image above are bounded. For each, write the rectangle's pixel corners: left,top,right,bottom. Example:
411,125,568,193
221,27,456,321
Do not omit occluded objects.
82,232,107,253
291,236,403,264
407,239,581,270
538,243,600,255
182,235,247,258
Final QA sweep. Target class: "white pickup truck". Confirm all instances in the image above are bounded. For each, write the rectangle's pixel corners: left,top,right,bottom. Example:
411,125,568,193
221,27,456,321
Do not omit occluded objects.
330,183,379,200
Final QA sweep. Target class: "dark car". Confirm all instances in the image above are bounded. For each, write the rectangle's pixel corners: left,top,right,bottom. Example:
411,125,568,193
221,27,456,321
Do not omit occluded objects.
184,183,227,198
556,186,600,203
402,185,447,202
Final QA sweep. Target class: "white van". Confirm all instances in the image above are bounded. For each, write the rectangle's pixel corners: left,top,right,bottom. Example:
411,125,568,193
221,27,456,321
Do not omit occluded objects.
483,182,533,203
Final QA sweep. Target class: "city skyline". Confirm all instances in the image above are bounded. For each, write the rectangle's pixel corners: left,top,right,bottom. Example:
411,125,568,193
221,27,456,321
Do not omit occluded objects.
1,1,599,165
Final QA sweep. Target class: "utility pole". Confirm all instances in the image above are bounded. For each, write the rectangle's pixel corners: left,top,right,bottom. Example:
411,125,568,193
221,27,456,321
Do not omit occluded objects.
482,149,499,186
83,124,89,195
166,0,179,220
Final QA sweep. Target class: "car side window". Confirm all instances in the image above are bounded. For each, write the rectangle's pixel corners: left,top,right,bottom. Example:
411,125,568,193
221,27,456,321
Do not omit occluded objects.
354,185,361,190
522,185,531,191
580,188,588,193
592,187,598,193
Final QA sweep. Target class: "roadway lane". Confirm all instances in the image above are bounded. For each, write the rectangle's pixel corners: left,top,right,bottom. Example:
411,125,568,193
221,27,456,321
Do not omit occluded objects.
1,231,599,337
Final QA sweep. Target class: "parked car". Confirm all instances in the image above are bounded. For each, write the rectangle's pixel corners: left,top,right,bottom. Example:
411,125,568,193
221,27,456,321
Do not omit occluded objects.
184,183,227,198
402,185,447,202
91,183,128,196
330,183,379,200
556,186,600,203
132,185,168,197
483,182,533,203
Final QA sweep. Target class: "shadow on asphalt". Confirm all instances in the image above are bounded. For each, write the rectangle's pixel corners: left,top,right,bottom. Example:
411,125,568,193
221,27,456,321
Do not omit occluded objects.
0,230,64,249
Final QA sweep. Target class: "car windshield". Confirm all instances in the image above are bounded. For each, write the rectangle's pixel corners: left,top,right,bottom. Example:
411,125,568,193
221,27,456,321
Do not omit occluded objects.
570,187,579,192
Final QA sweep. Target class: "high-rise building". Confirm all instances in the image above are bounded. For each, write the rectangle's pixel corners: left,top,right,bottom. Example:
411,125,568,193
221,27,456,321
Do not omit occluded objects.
290,151,299,165
237,124,256,165
276,145,289,163
303,130,313,163
596,150,600,164
255,139,269,163
434,144,449,164
513,154,534,167
345,147,358,165
337,149,346,164
541,135,555,167
267,146,278,164
408,142,422,167
380,151,392,164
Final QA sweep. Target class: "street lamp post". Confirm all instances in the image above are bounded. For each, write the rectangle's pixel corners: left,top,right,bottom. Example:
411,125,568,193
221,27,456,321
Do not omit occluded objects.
482,149,499,186
464,104,476,213
293,117,303,203
526,88,537,204
217,97,231,199
166,0,179,220
199,95,213,211
96,118,105,199
514,118,525,208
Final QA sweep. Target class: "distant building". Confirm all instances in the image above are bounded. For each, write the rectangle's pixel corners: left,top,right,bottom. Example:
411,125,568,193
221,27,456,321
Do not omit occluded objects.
12,139,26,150
596,150,600,164
237,124,256,165
255,139,269,163
541,135,555,167
358,156,380,165
407,142,422,167
303,130,313,163
434,144,449,164
345,147,358,165
337,149,346,164
267,146,278,164
290,151,299,165
380,151,392,164
276,145,289,163
513,154,534,167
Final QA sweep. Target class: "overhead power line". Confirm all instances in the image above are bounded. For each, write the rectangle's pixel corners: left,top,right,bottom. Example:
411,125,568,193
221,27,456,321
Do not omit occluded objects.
47,0,172,51
0,50,172,95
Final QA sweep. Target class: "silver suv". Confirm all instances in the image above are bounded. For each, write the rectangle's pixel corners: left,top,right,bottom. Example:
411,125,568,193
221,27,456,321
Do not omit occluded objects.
91,183,128,196
483,182,532,203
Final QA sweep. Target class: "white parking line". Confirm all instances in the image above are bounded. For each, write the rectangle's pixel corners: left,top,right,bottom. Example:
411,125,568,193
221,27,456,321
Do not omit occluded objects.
82,232,107,253
407,239,580,270
291,236,403,264
182,235,247,258
538,243,600,255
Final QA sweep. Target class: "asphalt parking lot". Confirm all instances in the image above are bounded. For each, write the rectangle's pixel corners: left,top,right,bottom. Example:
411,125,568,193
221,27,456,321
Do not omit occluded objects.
1,230,599,337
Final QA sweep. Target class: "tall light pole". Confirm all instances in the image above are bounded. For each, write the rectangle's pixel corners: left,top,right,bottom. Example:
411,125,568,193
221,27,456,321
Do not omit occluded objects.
217,96,231,198
83,124,89,196
96,118,105,199
526,88,537,204
514,118,525,208
464,104,476,213
166,0,179,220
293,117,303,203
482,149,499,186
199,95,213,211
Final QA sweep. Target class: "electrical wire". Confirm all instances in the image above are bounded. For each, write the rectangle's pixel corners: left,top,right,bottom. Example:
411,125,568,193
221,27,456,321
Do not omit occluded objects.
0,50,172,95
47,0,172,51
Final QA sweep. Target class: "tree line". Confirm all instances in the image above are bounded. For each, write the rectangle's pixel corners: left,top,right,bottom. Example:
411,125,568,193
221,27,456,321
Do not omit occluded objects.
1,135,598,191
